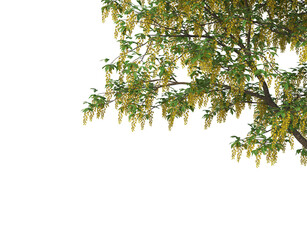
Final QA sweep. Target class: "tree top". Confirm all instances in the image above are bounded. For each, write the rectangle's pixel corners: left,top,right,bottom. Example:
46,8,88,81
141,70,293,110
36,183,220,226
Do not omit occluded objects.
83,0,307,167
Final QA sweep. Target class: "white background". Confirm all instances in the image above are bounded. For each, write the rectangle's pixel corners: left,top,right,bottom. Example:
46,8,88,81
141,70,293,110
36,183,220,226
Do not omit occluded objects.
0,1,306,240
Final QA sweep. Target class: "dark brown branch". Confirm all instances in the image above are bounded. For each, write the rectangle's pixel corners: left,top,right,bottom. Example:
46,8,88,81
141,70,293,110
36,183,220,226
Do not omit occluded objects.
221,84,266,101
291,130,307,148
257,75,307,148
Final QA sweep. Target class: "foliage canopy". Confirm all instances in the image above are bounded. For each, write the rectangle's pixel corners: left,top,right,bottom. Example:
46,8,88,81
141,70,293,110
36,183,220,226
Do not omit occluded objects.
82,0,307,167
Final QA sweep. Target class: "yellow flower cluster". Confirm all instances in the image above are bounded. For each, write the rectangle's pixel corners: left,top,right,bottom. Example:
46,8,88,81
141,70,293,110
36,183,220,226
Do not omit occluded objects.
149,111,153,127
83,112,89,125
235,101,245,119
184,110,189,125
246,137,256,159
111,8,118,23
199,58,213,76
168,113,176,131
101,4,113,23
267,0,275,16
187,81,198,108
271,112,291,145
265,31,272,48
255,152,262,168
279,36,287,53
284,88,293,103
118,109,124,124
288,133,295,150
126,11,137,36
274,75,281,99
278,112,291,144
130,117,137,132
253,99,266,120
290,34,299,52
231,145,243,163
299,45,307,64
204,114,213,130
292,114,299,129
139,11,151,37
217,109,227,123
198,93,209,109
266,148,278,166
301,155,307,166
226,19,235,38
271,115,280,146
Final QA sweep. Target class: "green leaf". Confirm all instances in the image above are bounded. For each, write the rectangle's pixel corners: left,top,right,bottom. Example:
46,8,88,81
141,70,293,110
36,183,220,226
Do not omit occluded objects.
100,58,109,62
242,20,247,27
261,147,267,154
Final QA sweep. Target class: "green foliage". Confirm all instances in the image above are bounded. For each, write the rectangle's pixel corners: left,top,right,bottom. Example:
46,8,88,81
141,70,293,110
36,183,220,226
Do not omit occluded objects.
83,0,307,167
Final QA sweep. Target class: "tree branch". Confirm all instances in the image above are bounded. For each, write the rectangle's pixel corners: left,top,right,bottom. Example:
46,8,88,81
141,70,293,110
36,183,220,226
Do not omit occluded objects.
202,2,307,149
